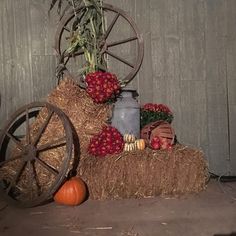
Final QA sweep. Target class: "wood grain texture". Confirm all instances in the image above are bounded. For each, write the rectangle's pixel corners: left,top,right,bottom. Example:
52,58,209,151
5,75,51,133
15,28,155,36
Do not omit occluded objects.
135,0,153,104
206,0,230,175
0,0,33,124
226,0,236,174
0,0,236,175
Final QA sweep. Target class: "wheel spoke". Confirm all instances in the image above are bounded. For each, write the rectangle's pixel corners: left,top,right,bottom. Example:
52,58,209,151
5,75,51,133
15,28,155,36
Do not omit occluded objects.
0,154,23,167
25,108,30,144
37,136,66,152
6,161,26,195
5,132,24,150
35,157,59,176
27,161,33,200
32,110,53,146
32,161,41,196
107,36,138,48
105,50,134,68
104,12,120,39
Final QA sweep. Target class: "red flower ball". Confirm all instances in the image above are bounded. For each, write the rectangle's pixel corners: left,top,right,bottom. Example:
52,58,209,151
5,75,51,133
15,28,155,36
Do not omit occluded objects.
88,126,124,157
85,71,121,103
143,103,172,114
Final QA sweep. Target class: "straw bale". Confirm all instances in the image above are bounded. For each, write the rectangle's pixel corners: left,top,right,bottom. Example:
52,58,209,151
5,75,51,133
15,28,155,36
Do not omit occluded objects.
47,78,111,155
0,78,110,198
0,78,209,200
78,144,209,200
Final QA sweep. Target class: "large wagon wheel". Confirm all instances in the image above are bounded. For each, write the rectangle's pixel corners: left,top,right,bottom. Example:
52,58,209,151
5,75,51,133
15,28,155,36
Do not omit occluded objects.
55,3,144,86
0,102,73,207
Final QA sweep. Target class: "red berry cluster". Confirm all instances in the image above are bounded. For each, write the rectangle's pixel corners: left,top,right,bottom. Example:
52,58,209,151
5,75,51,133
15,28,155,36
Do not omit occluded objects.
150,137,173,150
88,126,124,157
85,71,121,103
143,103,172,114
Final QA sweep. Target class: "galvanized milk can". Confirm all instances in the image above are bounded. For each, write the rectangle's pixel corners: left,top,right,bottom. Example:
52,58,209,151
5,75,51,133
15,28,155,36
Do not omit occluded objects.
111,90,140,138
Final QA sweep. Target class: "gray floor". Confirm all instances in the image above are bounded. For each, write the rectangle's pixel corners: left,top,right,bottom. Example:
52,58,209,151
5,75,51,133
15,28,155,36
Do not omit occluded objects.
0,179,236,236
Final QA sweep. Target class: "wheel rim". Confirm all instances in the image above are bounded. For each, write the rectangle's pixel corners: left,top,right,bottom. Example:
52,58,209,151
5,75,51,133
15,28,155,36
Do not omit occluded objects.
55,3,144,86
0,102,73,207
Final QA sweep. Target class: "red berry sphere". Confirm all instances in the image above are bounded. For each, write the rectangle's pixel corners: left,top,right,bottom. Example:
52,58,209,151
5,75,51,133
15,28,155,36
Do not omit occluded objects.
85,71,121,103
88,126,124,157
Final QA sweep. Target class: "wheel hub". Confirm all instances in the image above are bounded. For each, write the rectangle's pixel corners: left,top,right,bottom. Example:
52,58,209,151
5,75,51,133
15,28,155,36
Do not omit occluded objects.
23,145,37,161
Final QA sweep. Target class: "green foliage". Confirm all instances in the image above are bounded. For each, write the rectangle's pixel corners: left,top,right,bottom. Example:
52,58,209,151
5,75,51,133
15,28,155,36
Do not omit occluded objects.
140,110,174,129
50,0,106,75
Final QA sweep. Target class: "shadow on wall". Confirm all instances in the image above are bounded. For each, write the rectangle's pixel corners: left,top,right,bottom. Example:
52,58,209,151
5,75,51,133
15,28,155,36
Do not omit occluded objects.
214,233,236,236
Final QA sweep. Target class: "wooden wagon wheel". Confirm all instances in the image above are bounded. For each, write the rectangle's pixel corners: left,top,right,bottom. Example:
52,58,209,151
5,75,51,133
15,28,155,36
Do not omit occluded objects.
0,102,73,207
55,3,144,86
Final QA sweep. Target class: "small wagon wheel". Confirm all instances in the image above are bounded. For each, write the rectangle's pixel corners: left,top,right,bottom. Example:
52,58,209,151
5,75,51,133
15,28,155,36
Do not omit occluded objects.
0,102,73,207
55,3,144,86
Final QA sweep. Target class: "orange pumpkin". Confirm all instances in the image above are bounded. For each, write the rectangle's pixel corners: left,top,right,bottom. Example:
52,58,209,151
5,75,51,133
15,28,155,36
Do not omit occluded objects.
54,177,87,206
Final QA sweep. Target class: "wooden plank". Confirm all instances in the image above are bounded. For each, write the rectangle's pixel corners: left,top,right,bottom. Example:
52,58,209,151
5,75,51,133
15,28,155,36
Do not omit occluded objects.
150,0,180,97
0,0,15,125
150,0,164,78
31,55,57,101
179,80,207,150
206,0,229,175
0,0,33,125
150,0,168,107
177,0,207,156
228,105,236,175
0,0,5,121
30,0,58,56
179,0,206,81
9,0,33,106
150,0,180,77
135,0,153,104
226,0,236,175
150,0,182,142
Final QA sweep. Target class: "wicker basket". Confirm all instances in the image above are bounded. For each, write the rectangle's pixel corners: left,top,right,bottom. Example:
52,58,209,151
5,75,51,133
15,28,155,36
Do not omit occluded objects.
141,120,175,146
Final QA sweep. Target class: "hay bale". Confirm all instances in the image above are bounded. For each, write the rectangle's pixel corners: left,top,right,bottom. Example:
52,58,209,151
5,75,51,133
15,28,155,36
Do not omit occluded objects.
47,78,111,154
0,78,209,200
78,144,209,200
0,78,111,197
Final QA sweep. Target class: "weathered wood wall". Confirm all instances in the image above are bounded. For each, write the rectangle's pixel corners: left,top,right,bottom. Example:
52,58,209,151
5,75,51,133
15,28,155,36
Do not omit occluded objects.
0,0,236,175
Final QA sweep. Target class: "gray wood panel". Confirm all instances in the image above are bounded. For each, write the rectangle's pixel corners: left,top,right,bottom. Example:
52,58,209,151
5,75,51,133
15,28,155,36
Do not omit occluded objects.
0,0,236,175
31,55,57,101
226,0,236,174
206,0,230,175
0,0,33,124
135,0,153,104
150,0,182,145
178,0,207,153
30,0,58,56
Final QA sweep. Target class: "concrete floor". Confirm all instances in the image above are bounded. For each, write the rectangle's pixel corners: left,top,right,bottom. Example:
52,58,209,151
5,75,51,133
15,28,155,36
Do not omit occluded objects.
0,179,236,236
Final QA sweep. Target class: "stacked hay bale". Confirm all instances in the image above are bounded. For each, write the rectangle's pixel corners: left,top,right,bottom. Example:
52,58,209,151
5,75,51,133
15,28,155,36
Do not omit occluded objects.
45,79,209,199
0,78,209,200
